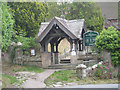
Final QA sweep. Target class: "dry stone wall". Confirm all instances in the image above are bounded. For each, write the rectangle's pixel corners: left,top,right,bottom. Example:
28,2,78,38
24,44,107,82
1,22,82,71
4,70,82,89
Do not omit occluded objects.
14,54,42,67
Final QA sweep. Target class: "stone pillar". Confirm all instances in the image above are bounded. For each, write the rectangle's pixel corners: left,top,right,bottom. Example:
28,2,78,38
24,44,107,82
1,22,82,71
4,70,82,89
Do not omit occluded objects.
14,42,23,65
41,52,51,68
76,64,87,79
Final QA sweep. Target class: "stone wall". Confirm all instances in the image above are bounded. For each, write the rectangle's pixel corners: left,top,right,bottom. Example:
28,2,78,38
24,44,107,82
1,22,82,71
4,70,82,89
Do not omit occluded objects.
14,54,42,67
2,52,10,62
23,61,42,67
100,50,111,66
100,50,111,61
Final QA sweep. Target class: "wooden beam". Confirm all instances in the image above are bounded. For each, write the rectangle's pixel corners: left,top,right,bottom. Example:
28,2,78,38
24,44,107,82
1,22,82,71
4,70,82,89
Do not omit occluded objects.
48,33,66,37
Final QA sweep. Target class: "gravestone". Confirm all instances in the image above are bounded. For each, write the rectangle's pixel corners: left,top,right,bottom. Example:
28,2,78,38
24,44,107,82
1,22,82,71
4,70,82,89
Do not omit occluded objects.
76,64,87,79
101,50,111,65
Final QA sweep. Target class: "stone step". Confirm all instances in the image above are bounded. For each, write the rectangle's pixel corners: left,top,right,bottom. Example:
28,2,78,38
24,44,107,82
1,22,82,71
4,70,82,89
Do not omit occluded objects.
60,59,71,64
47,64,77,69
60,61,71,64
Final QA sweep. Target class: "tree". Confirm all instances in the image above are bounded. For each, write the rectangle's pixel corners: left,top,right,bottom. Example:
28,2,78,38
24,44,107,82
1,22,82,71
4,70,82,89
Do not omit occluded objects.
8,2,48,37
95,26,120,66
47,2,104,33
46,2,69,21
2,3,14,52
66,2,104,33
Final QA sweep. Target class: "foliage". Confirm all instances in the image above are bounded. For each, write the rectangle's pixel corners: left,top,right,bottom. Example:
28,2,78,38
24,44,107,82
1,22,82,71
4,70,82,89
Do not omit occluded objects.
10,45,16,63
46,2,68,21
47,2,104,33
15,36,38,54
8,2,48,37
97,53,105,62
95,26,120,66
94,61,118,79
66,2,104,33
2,3,14,52
46,2,61,21
0,3,2,47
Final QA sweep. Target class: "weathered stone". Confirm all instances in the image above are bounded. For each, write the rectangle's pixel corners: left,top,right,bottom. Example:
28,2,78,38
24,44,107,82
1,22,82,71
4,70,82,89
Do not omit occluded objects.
11,42,16,46
41,52,51,68
53,84,63,87
101,50,111,66
17,42,22,47
23,61,42,67
70,55,77,64
76,64,87,79
56,82,62,85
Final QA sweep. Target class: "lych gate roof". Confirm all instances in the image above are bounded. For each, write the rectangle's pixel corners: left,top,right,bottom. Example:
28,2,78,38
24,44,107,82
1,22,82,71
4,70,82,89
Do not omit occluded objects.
36,16,87,42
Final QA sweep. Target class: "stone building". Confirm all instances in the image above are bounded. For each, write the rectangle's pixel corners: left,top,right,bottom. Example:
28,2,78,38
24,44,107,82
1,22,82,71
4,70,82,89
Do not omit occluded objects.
97,2,119,30
36,16,88,68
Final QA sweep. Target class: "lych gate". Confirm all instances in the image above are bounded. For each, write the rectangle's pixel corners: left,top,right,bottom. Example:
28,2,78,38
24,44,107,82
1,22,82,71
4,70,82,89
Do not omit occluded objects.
36,16,87,68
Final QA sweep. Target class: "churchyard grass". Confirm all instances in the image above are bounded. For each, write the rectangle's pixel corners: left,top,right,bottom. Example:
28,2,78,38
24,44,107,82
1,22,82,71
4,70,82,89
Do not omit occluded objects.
45,70,77,86
0,74,19,88
45,70,119,87
12,65,44,73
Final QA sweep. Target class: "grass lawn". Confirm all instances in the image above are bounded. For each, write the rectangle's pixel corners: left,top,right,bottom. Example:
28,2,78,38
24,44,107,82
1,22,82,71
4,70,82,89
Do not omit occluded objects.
45,70,119,87
12,65,44,73
0,74,19,88
2,61,45,88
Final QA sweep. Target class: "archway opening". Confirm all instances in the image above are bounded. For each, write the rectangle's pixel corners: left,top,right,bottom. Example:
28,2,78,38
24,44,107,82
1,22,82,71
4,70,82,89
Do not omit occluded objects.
48,43,51,52
58,38,70,54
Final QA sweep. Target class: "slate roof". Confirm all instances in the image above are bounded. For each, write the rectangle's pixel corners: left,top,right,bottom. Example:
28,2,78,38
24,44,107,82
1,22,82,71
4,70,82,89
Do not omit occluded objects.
36,16,87,42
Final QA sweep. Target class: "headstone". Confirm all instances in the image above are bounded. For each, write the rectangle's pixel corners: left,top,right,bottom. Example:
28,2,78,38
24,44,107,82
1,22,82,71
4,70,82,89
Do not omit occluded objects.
76,64,87,79
101,50,111,66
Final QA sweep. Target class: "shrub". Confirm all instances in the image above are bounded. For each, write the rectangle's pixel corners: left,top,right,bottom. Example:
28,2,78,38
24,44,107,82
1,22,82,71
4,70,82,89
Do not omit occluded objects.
95,26,120,66
14,36,38,55
2,3,14,52
93,61,117,79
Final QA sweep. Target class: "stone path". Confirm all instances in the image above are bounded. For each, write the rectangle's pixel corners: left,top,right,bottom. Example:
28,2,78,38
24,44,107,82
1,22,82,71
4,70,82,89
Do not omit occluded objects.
21,69,60,88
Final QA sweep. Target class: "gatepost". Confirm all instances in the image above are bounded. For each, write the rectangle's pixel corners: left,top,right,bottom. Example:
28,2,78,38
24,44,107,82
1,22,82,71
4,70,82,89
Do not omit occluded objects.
41,52,51,68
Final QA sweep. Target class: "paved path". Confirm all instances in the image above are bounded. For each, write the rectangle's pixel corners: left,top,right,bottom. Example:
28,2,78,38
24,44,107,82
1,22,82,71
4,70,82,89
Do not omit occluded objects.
63,84,119,88
21,69,60,88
